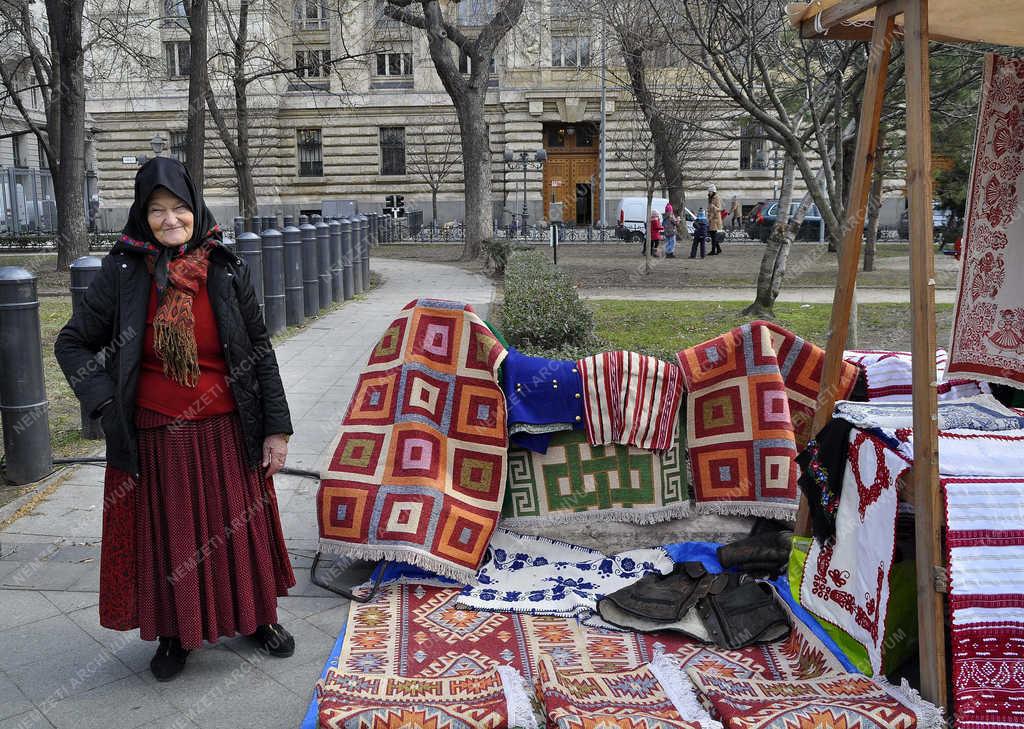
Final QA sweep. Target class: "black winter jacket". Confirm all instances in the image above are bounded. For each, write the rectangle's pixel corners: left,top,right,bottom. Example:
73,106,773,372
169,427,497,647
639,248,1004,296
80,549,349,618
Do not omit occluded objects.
54,241,292,477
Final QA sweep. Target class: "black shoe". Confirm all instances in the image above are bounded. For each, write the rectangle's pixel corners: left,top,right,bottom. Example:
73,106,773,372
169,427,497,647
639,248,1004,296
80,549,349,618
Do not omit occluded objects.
150,637,190,682
666,253,675,258
249,623,295,657
688,255,696,259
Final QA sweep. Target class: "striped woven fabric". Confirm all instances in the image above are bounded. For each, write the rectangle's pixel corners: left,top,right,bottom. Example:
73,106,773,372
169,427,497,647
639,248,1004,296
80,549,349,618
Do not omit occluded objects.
577,351,685,452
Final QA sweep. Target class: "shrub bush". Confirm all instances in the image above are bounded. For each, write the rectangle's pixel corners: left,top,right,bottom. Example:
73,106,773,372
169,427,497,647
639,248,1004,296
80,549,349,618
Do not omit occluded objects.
501,249,597,353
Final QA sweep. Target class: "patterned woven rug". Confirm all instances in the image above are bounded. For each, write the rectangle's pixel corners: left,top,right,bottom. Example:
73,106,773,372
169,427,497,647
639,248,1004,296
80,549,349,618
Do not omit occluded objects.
577,351,685,452
948,54,1024,388
800,430,911,676
687,669,942,729
678,321,859,519
318,298,508,582
945,477,1024,729
338,584,841,684
501,408,690,526
458,528,673,618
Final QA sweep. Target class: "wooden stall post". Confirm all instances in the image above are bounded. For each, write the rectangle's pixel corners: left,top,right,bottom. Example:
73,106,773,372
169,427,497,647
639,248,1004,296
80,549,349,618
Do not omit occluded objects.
797,2,899,536
903,0,947,708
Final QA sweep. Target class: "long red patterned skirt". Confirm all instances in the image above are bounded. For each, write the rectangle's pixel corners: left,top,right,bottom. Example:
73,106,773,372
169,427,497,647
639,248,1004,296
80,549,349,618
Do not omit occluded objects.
99,409,295,649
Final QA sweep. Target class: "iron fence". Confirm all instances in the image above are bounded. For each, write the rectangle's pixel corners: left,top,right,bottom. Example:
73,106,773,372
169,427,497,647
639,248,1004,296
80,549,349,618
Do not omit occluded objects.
1,167,57,234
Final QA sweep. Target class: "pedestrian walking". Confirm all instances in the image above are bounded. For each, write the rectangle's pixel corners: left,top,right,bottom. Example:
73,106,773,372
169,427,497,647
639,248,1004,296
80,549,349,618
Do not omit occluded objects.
708,184,725,255
730,197,743,231
55,157,296,683
663,204,679,258
690,209,709,259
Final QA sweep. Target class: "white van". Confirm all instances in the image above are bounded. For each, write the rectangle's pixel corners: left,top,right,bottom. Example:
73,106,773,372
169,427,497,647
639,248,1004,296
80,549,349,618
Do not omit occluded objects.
615,197,696,242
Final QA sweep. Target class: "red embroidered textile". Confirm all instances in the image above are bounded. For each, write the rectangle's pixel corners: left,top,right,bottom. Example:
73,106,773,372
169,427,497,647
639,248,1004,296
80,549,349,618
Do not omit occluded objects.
99,411,294,647
137,282,236,419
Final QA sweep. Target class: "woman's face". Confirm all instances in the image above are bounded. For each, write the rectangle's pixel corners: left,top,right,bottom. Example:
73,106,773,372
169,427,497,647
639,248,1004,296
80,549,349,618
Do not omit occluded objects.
146,188,194,248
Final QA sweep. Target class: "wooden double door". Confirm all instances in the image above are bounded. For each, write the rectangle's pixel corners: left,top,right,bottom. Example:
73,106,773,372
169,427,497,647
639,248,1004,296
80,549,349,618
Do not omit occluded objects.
543,153,600,226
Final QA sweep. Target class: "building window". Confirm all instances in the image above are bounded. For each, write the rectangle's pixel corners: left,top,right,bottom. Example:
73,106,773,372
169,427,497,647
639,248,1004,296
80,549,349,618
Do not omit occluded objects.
296,128,323,176
374,0,401,29
170,131,188,165
739,122,768,170
164,0,186,17
294,0,327,30
12,135,25,168
164,41,190,78
457,0,494,26
650,44,682,68
379,127,405,175
295,49,331,78
375,51,413,77
458,49,495,75
552,35,591,67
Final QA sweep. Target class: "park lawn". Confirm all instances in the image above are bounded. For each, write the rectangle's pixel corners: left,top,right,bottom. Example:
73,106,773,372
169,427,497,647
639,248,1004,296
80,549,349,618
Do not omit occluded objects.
0,253,70,293
590,300,956,362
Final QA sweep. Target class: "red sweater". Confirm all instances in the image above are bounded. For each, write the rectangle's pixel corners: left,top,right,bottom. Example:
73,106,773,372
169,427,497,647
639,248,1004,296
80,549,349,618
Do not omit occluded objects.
137,282,237,419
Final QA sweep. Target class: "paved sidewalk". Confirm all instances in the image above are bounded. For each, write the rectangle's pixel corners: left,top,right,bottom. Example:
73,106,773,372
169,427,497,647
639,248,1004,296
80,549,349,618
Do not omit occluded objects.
0,259,495,729
579,286,957,304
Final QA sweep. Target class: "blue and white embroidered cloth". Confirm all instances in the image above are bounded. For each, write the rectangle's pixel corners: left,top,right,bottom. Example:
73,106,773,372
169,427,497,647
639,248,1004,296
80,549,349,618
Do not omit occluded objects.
458,528,673,617
833,394,1024,432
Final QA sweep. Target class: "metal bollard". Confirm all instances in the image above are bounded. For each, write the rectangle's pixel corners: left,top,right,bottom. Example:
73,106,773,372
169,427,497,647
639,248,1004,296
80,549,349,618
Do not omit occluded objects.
360,215,371,288
249,216,262,235
233,217,245,237
368,213,378,245
283,215,294,228
262,215,275,233
328,218,343,304
315,215,332,310
69,257,104,439
0,267,52,484
340,217,354,301
260,226,285,337
283,221,304,327
351,216,365,295
300,218,319,317
236,231,264,314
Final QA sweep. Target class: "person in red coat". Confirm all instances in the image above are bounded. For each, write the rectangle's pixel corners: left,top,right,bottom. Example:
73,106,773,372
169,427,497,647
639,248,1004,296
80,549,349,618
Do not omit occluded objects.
646,209,664,257
56,158,296,681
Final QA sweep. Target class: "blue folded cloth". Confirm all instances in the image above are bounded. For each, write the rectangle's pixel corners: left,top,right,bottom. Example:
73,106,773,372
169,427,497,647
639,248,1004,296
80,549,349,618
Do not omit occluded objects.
503,348,584,454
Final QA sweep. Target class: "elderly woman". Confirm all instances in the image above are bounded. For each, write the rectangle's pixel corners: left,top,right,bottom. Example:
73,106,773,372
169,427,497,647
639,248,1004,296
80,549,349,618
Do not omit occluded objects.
56,158,295,681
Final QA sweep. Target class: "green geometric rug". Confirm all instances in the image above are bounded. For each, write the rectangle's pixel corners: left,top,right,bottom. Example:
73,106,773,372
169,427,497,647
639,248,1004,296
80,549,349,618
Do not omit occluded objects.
501,409,691,526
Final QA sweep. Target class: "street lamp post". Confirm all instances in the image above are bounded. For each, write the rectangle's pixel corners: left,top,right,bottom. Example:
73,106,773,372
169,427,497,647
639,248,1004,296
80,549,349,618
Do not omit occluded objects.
151,134,166,157
503,149,547,235
771,146,780,200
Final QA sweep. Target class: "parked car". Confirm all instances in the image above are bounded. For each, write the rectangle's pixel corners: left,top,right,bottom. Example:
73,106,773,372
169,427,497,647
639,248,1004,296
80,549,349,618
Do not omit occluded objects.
897,201,952,240
615,197,696,242
748,200,825,242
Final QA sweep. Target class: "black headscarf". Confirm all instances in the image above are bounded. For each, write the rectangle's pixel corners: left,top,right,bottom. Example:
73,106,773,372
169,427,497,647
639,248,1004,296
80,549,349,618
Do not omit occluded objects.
121,157,221,291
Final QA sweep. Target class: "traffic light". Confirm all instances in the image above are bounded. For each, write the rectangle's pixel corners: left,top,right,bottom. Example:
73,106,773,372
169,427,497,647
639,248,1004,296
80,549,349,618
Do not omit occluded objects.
396,194,405,208
385,194,396,208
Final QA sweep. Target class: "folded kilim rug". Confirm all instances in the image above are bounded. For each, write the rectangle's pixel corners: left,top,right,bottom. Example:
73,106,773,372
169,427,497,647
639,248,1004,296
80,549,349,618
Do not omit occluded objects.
577,351,685,452
458,528,673,618
686,669,943,729
678,321,859,519
318,299,508,582
800,429,911,676
338,584,841,683
539,654,721,729
945,477,1024,729
501,408,690,526
316,666,542,729
948,54,1024,388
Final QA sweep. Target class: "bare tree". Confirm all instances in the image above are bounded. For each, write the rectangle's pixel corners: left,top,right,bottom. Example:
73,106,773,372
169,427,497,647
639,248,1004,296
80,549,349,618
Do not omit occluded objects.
0,0,88,269
405,115,462,227
185,0,208,189
382,0,525,259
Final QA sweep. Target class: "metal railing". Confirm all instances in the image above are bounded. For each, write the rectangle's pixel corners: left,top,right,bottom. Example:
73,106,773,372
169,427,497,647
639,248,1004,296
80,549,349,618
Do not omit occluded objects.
1,167,57,234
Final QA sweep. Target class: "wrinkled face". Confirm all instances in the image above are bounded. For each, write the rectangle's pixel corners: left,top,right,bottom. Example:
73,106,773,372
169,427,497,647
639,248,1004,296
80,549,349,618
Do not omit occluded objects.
146,187,194,247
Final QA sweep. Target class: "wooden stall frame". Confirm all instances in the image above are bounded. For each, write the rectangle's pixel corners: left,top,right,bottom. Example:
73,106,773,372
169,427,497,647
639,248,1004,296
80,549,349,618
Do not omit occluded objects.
795,0,949,709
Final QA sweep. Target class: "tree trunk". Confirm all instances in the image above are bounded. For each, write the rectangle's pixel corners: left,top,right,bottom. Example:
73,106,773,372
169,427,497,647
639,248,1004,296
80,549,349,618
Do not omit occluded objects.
186,0,208,190
45,0,88,271
862,143,885,272
432,188,439,226
456,104,491,259
622,47,685,214
743,156,796,318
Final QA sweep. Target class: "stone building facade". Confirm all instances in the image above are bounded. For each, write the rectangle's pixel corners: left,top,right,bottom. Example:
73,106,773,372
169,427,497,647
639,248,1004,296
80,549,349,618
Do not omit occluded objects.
84,0,882,230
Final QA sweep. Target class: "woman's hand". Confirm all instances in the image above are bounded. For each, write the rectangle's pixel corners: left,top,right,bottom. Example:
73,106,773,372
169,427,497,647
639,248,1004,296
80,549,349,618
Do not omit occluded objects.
262,433,289,477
